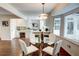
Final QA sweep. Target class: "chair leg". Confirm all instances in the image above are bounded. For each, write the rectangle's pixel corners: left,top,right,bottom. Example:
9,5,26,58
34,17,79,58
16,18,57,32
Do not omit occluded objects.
58,51,61,56
57,53,59,56
22,51,25,56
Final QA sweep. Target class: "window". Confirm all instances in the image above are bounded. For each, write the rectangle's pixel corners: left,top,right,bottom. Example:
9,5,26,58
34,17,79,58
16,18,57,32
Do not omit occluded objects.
67,22,74,34
54,19,61,30
53,18,61,36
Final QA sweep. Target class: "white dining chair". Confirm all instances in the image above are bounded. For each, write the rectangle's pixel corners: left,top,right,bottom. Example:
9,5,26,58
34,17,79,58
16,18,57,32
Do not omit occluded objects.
43,40,62,56
19,39,38,56
48,33,56,45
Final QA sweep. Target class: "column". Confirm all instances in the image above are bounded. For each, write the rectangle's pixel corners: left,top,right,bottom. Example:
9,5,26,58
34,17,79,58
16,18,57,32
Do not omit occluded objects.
60,15,64,36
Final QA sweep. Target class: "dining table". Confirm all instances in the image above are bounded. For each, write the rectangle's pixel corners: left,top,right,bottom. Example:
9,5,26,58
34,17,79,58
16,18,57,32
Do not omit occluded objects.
32,31,53,56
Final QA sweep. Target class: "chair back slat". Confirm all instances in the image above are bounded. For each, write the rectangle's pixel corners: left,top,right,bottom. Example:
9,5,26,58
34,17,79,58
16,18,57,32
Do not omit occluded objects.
19,39,27,54
53,40,62,55
48,33,57,45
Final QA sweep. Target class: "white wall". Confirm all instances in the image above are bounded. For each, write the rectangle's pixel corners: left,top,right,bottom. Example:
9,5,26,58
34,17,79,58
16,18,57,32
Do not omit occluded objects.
10,18,29,39
0,15,18,40
0,16,10,40
27,19,41,44
45,16,54,33
10,18,17,39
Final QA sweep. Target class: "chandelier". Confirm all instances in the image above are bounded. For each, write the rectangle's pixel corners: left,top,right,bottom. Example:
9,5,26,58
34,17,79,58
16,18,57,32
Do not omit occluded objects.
39,3,48,20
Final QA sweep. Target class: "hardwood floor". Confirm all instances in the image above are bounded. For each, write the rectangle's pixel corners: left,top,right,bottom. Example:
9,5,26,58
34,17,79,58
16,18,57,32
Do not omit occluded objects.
0,40,22,56
0,40,12,56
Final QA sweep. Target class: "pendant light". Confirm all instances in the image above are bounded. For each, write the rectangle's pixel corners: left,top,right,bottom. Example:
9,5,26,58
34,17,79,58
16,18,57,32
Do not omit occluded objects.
39,3,48,20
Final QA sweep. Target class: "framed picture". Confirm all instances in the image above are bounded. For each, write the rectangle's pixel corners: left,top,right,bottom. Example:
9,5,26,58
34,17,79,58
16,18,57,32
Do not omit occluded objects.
32,23,38,30
32,23,38,27
32,20,40,31
17,26,26,31
2,21,9,27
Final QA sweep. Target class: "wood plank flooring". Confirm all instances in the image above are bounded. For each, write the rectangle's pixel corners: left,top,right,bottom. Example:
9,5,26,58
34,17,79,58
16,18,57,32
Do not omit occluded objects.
0,40,22,56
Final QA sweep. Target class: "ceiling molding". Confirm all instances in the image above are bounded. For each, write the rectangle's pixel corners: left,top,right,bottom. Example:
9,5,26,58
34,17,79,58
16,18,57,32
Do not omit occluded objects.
51,3,79,16
0,3,27,20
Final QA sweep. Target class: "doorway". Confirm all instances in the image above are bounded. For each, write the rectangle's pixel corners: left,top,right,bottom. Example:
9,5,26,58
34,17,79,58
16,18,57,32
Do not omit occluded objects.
20,32,25,38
